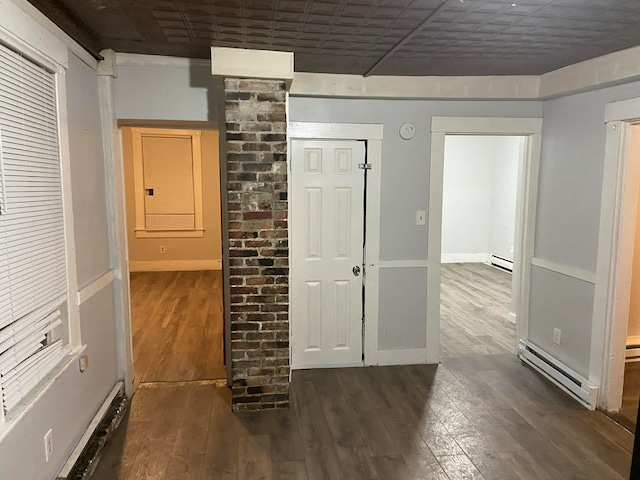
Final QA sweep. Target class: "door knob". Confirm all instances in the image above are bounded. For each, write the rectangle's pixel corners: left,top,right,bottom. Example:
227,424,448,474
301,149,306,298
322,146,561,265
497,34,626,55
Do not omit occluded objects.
352,266,361,276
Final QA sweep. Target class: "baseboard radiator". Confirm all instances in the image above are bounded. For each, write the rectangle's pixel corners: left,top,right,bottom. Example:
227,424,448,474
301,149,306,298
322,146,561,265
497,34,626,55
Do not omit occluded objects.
626,344,640,362
490,255,513,272
518,341,598,410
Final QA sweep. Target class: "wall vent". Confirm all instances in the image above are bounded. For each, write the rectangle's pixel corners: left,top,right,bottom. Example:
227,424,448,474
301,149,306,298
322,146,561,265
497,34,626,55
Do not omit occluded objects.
518,340,598,410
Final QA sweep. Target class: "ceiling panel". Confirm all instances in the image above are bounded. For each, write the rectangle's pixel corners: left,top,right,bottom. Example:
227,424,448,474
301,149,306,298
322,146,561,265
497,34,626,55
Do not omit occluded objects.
24,0,640,76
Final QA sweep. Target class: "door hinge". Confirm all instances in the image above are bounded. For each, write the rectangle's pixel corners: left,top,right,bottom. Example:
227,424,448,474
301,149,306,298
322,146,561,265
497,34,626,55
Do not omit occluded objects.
358,163,372,170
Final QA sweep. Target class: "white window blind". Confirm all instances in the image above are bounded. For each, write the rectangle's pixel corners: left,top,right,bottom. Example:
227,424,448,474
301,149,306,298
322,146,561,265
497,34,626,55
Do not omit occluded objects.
0,43,67,415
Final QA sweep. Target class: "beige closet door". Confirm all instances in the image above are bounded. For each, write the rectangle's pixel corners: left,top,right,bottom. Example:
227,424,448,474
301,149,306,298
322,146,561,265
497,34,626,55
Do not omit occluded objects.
291,139,366,369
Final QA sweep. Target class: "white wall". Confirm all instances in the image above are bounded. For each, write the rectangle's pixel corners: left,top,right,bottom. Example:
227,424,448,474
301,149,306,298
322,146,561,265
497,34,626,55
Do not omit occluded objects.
489,137,523,262
441,135,522,263
115,60,221,122
0,50,118,480
289,98,542,352
532,80,640,378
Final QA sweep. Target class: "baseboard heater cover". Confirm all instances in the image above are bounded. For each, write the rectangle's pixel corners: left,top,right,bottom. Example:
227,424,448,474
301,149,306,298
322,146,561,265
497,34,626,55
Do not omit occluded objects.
490,255,513,272
518,340,598,410
626,344,640,362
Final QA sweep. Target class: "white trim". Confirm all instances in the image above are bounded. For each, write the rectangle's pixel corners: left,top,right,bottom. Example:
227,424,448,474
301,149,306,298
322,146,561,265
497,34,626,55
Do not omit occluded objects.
287,121,383,368
98,75,134,396
431,117,543,135
530,257,596,284
289,45,640,101
605,97,640,124
428,117,543,365
116,52,210,69
539,45,640,100
378,260,429,268
596,101,640,411
129,259,222,272
289,122,384,141
211,47,294,80
77,270,116,306
441,253,490,264
56,69,81,350
290,72,540,100
56,382,123,479
427,131,445,364
291,361,363,371
377,348,427,366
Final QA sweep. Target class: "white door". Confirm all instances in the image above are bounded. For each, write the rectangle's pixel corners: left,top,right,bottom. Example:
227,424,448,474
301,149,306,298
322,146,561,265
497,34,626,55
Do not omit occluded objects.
291,139,366,369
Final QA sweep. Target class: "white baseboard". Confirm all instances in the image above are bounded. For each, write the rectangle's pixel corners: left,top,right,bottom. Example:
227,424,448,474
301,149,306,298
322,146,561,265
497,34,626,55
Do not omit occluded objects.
441,253,490,264
377,347,429,366
129,259,222,272
507,312,517,325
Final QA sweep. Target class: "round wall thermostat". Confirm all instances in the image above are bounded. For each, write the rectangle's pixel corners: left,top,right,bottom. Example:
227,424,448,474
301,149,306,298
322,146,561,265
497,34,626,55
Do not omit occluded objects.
399,123,415,140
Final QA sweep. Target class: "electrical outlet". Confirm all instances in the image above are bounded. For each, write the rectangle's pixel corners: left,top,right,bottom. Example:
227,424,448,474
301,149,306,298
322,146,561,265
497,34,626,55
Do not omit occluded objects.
553,327,562,345
160,245,166,254
79,355,89,373
416,210,426,226
510,245,514,254
44,429,53,462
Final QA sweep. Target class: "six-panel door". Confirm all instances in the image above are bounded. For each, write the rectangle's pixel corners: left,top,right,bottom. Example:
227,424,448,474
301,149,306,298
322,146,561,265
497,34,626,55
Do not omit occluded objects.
291,139,366,368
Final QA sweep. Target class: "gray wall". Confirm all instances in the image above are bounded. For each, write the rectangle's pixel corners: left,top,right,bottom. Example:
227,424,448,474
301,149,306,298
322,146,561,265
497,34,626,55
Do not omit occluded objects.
529,80,640,376
289,97,542,351
0,54,118,480
115,62,221,122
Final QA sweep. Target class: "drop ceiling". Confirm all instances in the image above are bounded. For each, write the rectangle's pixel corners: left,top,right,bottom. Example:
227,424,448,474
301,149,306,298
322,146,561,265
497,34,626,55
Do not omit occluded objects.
27,0,640,76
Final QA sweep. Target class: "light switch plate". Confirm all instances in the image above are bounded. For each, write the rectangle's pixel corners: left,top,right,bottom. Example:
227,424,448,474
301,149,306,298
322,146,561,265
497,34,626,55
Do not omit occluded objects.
416,210,426,225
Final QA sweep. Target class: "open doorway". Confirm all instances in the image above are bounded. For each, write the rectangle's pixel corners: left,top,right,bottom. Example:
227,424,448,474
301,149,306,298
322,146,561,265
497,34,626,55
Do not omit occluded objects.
439,135,525,358
120,124,225,390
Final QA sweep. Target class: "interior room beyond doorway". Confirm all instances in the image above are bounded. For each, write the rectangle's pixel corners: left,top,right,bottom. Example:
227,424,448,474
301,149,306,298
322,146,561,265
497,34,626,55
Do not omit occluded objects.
440,135,524,359
120,125,225,390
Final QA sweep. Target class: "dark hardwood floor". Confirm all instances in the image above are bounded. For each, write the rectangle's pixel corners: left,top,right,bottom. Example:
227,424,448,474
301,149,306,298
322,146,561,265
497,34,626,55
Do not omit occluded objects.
610,362,640,433
440,263,515,357
91,356,632,480
90,263,633,479
130,270,225,389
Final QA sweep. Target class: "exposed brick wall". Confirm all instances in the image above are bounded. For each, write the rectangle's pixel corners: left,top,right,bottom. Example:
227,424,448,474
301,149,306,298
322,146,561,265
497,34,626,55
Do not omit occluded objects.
223,78,289,412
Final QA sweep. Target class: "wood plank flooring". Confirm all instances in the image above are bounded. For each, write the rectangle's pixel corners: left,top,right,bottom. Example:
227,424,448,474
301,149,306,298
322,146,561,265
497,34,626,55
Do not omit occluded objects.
91,263,634,479
440,263,515,357
609,362,640,433
91,356,633,480
130,271,225,388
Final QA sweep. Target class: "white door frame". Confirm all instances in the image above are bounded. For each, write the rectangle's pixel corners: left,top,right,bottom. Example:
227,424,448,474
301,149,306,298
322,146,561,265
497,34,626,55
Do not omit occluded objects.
594,97,640,411
428,117,543,361
288,122,383,367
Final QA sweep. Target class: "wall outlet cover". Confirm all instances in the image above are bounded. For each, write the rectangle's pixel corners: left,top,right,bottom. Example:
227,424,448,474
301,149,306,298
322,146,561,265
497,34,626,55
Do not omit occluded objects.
553,327,561,345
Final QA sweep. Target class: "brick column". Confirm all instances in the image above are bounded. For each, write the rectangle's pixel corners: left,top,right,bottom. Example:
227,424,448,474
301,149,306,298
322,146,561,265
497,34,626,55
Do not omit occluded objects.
223,78,289,412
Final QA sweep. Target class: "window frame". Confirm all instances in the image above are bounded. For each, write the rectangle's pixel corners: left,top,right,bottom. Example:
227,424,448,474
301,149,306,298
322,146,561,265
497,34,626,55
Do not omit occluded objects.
0,28,82,430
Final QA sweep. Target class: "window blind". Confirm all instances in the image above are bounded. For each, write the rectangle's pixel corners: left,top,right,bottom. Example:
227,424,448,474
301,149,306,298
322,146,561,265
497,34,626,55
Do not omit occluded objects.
0,43,67,415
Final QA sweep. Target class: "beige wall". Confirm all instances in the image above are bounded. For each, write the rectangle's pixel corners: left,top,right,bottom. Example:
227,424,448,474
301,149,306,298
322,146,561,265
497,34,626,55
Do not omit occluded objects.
628,126,640,342
122,127,222,270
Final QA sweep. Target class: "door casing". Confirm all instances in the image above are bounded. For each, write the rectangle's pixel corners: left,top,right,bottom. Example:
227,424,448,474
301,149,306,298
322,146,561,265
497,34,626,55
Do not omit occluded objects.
288,122,383,367
596,97,640,411
428,117,543,362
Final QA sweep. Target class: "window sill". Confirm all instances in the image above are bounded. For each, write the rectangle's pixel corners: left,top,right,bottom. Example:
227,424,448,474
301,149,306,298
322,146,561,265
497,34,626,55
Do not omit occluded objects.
134,229,204,239
0,344,87,442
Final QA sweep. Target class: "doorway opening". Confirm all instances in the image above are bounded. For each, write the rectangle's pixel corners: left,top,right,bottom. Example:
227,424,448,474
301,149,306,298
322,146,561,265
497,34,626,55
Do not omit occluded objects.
439,135,526,359
119,123,226,391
